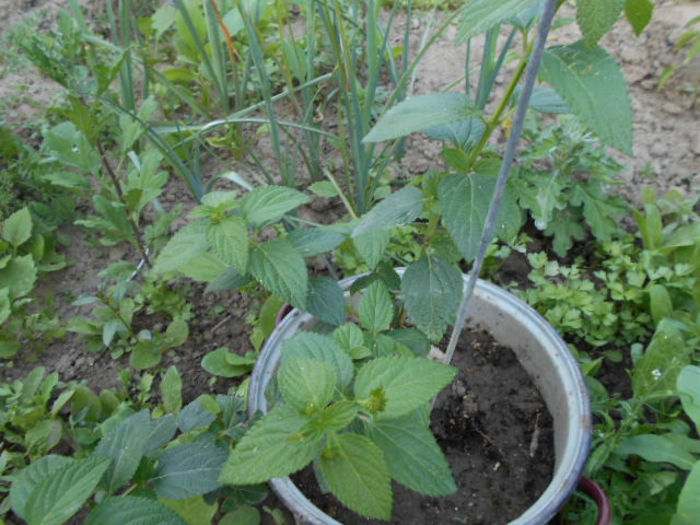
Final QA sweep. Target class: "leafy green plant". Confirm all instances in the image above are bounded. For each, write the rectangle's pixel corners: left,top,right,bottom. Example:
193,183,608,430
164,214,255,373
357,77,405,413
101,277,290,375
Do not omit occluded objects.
659,14,700,90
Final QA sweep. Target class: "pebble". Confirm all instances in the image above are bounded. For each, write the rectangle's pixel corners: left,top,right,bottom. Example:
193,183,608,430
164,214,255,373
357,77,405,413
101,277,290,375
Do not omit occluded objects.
650,141,666,157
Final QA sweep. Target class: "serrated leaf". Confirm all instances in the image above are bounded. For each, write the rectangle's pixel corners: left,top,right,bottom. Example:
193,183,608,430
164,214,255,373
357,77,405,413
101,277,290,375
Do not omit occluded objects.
178,397,217,433
353,187,425,237
457,0,542,42
359,280,393,333
278,357,337,414
311,401,360,433
287,227,346,257
319,432,392,520
241,186,309,225
205,267,253,292
353,230,391,270
159,495,217,525
576,0,624,49
10,455,74,521
306,277,345,326
438,173,520,261
625,0,654,36
145,415,178,455
249,239,308,308
153,438,230,499
94,410,152,493
366,412,456,496
333,323,365,354
85,496,188,525
364,93,481,143
385,329,431,357
0,254,37,299
151,222,209,275
206,216,248,273
633,320,689,399
678,366,700,431
402,256,463,342
178,253,227,282
571,185,627,242
544,209,587,256
25,456,110,525
282,332,354,389
672,460,700,525
540,42,633,154
617,434,696,470
161,366,183,414
355,356,457,420
219,405,322,484
2,207,32,248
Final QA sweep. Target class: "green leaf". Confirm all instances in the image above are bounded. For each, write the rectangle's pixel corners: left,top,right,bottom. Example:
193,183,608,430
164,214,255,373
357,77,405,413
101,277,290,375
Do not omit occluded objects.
617,434,696,470
540,42,633,154
353,187,425,237
633,319,689,399
306,277,345,326
178,253,227,282
649,284,673,325
201,347,256,378
576,0,624,49
2,207,32,248
152,222,209,275
153,438,230,500
0,254,37,299
287,227,346,257
159,495,217,525
353,230,391,270
625,0,654,36
85,496,188,525
130,340,163,370
94,410,152,493
178,397,217,433
354,356,457,420
249,239,308,309
282,332,354,389
206,216,248,273
219,405,322,484
161,366,183,414
25,457,110,525
220,506,261,525
319,432,392,520
571,185,627,243
205,267,253,292
145,415,178,455
671,460,700,525
309,181,338,198
364,93,481,143
402,256,463,342
10,455,74,521
44,122,99,174
678,366,700,431
438,173,520,261
359,280,393,333
165,318,189,348
544,209,587,256
0,287,10,324
366,412,457,496
241,186,309,225
457,0,542,42
333,323,365,355
278,357,337,414
385,329,431,357
311,401,360,433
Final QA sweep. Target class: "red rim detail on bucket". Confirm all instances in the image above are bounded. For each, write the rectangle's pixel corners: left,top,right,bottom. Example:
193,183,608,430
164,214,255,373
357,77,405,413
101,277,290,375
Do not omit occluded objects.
578,476,612,525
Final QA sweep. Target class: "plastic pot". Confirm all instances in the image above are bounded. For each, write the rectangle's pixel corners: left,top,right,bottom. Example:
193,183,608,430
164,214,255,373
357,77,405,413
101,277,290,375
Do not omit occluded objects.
249,272,592,525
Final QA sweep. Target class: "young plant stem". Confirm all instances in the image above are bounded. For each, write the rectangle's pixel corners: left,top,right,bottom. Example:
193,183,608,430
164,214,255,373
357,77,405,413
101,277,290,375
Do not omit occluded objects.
96,142,151,268
443,0,559,367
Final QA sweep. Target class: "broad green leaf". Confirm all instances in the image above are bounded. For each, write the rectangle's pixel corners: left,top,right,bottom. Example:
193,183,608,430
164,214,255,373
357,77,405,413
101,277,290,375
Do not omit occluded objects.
353,230,391,270
310,401,360,433
625,0,654,36
145,415,178,455
649,284,673,325
2,207,32,248
671,460,700,525
402,256,463,342
524,85,570,113
366,412,457,496
222,484,268,510
94,410,152,492
385,329,431,357
678,366,700,431
278,357,337,414
282,332,354,389
354,356,457,420
249,239,308,309
102,319,126,347
25,457,110,525
617,434,696,470
0,287,10,324
220,506,260,525
160,495,217,525
165,319,189,348
0,254,37,299
205,267,253,292
438,173,520,261
359,281,393,333
319,432,392,520
219,405,322,484
306,277,345,326
178,397,217,433
457,0,542,42
85,496,188,525
153,438,230,499
353,187,425,237
44,122,99,174
424,118,486,147
130,340,163,370
540,43,633,154
364,93,480,143
333,323,365,355
633,320,689,399
206,216,248,273
151,222,209,275
201,347,256,378
287,227,346,257
576,0,624,49
9,455,74,521
309,181,338,198
241,186,309,225
178,253,227,282
161,366,183,414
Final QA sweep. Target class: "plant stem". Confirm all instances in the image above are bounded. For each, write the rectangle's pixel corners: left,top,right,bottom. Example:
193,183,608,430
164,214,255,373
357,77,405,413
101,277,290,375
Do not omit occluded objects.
96,142,151,268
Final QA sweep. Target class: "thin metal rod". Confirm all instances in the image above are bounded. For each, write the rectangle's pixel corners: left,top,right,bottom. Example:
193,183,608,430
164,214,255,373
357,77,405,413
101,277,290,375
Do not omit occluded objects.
443,0,558,365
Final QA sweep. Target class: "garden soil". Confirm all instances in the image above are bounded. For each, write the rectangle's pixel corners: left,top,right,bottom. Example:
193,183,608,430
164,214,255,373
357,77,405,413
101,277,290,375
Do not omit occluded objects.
293,327,554,525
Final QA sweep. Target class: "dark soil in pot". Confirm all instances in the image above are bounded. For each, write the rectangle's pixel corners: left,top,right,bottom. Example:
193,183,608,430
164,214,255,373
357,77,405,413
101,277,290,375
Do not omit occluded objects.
292,327,555,524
